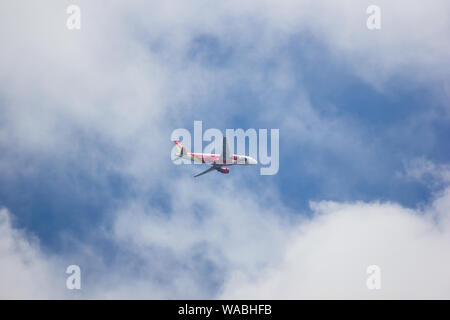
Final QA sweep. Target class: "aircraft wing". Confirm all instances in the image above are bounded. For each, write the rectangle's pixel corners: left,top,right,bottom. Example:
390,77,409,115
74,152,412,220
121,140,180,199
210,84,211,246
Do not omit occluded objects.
193,166,216,178
219,136,232,164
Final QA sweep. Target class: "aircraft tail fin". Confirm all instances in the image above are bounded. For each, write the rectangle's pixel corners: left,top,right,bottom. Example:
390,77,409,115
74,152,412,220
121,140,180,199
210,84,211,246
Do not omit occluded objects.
173,140,191,158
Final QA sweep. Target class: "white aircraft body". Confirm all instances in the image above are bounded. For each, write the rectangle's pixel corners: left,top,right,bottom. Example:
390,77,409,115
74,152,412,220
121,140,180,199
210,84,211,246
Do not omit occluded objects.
174,136,258,177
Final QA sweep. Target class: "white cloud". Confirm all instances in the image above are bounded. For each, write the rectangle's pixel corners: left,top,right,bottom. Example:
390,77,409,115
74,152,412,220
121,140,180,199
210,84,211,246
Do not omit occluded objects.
220,188,450,299
259,0,450,88
0,208,66,299
405,158,450,186
1,0,449,156
2,178,450,298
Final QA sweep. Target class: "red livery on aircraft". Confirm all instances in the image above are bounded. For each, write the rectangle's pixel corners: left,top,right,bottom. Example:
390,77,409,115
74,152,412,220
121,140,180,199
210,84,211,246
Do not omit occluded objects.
174,136,257,177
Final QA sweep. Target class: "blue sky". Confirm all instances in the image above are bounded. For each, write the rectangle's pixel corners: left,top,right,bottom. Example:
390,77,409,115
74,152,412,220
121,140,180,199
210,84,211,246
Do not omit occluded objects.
1,0,450,298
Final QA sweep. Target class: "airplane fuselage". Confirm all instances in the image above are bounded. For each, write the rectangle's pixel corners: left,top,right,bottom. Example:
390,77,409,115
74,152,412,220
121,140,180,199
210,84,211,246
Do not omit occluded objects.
173,138,257,177
188,153,257,166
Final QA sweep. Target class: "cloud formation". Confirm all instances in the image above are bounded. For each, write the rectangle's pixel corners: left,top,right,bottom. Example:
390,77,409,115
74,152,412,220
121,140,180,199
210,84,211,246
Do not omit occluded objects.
2,179,450,299
0,208,66,299
222,189,450,299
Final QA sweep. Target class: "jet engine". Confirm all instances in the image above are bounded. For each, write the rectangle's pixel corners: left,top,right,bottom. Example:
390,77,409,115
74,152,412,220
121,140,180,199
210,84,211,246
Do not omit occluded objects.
218,167,230,174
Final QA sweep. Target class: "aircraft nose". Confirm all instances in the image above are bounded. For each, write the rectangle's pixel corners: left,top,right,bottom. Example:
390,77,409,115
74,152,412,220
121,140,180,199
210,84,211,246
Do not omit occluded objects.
250,157,258,165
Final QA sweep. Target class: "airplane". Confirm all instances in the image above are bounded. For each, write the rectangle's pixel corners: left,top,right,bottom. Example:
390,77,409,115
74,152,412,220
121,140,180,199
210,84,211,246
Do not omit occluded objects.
173,136,258,177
